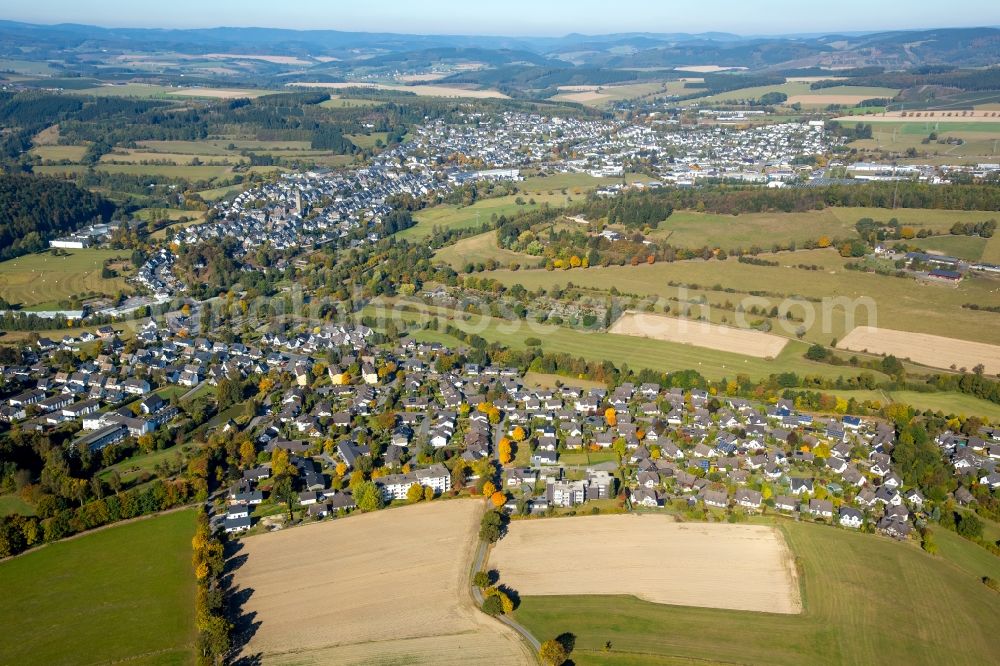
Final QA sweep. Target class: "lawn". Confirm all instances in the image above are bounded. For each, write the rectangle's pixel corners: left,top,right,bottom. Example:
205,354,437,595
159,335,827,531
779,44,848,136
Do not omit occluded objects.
97,445,189,486
0,249,132,308
0,509,198,666
0,493,35,517
513,519,1000,665
400,192,577,241
478,248,1000,346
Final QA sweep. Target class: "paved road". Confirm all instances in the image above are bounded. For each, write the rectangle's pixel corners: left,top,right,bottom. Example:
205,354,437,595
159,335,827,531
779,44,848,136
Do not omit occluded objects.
178,379,207,402
471,539,541,653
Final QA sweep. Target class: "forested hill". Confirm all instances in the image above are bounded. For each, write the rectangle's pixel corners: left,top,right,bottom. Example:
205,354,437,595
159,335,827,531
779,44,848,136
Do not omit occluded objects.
0,174,115,261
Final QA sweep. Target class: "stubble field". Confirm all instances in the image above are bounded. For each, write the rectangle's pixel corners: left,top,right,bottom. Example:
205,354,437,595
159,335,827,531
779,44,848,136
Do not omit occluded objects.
838,326,1000,374
232,500,531,665
491,514,801,614
609,310,789,358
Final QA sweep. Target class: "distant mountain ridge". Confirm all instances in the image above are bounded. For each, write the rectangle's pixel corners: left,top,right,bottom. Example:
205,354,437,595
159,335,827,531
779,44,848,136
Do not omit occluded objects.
0,20,998,69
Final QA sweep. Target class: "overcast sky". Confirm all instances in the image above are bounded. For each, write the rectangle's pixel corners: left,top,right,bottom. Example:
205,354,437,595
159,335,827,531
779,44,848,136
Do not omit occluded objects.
4,0,999,36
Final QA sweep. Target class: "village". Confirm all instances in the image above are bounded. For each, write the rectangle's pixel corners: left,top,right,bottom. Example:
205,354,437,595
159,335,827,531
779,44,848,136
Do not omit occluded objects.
2,318,997,542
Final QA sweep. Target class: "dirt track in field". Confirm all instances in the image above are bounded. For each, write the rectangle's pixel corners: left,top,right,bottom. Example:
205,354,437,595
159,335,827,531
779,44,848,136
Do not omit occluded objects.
609,311,788,358
233,501,532,665
490,514,802,614
838,326,1000,374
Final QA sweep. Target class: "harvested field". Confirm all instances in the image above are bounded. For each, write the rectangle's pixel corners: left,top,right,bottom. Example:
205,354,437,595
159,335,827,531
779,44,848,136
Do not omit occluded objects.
290,81,508,99
233,501,531,665
610,310,788,358
165,87,271,99
491,514,801,614
839,326,1000,374
787,93,891,106
205,53,311,65
835,110,1000,123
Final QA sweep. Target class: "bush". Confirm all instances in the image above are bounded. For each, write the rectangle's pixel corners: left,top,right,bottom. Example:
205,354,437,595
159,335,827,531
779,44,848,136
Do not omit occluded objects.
481,594,503,616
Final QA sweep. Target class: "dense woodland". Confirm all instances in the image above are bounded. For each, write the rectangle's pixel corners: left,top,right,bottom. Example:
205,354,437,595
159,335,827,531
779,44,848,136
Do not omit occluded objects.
0,173,115,261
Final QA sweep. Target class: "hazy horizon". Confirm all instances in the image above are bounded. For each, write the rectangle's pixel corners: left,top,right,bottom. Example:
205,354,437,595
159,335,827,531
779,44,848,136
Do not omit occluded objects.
2,0,999,38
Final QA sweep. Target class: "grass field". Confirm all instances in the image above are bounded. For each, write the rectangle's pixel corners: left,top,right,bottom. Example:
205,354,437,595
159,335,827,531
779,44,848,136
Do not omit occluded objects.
71,84,273,99
400,192,577,241
319,97,380,108
550,82,680,107
984,235,1000,264
909,234,988,261
98,445,189,486
366,300,888,382
478,248,1000,347
100,150,248,166
513,519,1000,665
30,144,89,162
434,231,538,268
838,119,1000,162
0,249,132,308
345,132,389,149
645,207,991,251
0,493,35,517
0,509,197,666
794,388,1000,421
682,82,898,107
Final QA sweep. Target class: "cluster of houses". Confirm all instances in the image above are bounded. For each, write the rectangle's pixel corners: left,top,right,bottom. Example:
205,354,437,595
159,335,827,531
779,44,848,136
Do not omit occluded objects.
4,313,996,542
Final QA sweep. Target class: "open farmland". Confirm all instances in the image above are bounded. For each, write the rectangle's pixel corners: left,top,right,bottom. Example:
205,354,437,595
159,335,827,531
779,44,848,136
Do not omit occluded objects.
291,81,509,98
0,509,197,666
513,519,1000,666
0,249,132,309
609,311,788,358
434,230,537,268
232,501,531,665
478,249,1000,347
401,192,576,241
811,388,1000,421
364,301,889,382
838,326,1000,374
645,206,990,251
491,515,800,614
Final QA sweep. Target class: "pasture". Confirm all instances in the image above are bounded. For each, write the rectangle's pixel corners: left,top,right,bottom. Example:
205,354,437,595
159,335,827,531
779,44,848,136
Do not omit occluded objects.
815,388,1000,421
550,81,682,107
838,326,1000,375
434,231,537,268
909,234,988,261
683,82,898,107
232,500,531,664
644,206,989,250
513,518,1000,665
491,515,800,614
365,300,888,382
401,192,576,241
609,310,788,358
29,144,89,162
291,81,509,99
0,509,197,666
0,249,132,309
478,248,1000,347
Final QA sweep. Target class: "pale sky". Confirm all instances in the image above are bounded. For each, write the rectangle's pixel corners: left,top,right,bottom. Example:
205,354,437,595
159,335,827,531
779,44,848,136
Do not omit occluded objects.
3,0,999,36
